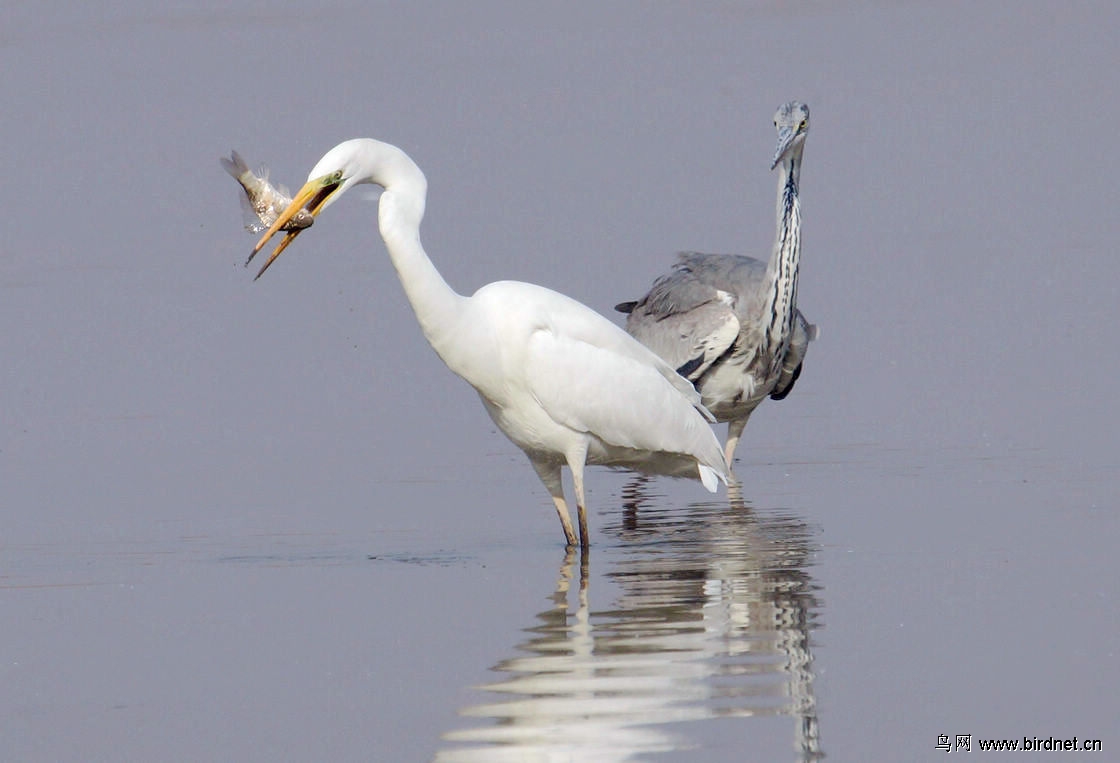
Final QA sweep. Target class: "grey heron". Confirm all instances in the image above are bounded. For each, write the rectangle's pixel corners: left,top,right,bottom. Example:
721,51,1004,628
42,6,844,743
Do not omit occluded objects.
246,138,729,549
616,101,816,474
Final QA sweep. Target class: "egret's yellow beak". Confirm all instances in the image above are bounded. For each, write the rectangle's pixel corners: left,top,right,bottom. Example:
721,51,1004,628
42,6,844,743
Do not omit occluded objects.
248,173,342,280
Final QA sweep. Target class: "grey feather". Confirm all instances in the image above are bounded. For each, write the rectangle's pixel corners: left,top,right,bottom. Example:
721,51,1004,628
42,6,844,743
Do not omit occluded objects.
616,101,817,470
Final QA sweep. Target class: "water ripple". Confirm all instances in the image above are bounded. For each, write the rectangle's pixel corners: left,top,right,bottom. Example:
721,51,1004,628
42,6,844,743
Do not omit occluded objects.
437,481,825,762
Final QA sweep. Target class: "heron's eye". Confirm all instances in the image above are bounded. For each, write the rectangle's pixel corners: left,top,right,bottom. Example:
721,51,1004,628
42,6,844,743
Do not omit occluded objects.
799,120,807,132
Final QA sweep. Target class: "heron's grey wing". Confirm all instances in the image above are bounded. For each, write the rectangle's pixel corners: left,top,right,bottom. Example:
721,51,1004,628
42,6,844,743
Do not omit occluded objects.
674,252,768,294
620,267,741,381
770,309,817,401
676,252,816,398
618,252,767,321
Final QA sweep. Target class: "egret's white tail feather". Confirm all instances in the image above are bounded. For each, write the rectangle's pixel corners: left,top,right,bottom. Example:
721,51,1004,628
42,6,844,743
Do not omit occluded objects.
698,464,722,492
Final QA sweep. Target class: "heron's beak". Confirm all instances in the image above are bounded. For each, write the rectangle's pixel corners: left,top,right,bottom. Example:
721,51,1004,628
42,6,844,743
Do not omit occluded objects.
771,126,799,170
248,173,342,280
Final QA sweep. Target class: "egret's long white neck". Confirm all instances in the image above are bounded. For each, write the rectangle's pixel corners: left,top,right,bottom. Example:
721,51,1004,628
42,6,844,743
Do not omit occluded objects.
759,152,802,372
364,141,466,355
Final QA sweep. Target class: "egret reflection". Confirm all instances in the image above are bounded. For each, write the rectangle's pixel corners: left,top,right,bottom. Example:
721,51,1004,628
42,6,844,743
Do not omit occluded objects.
437,481,823,761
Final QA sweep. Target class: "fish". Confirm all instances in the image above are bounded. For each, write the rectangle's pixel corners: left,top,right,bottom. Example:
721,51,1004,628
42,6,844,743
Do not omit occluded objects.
221,150,314,234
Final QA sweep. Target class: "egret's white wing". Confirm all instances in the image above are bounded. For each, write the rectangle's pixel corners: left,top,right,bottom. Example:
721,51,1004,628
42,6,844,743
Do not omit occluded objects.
475,281,710,415
523,326,724,470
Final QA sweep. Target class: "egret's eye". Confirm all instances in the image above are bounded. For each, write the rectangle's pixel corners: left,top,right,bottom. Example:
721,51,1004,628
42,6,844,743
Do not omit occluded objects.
331,170,344,182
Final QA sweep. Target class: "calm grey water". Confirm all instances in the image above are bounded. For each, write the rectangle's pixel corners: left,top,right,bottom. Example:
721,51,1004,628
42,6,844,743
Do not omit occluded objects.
2,2,1116,761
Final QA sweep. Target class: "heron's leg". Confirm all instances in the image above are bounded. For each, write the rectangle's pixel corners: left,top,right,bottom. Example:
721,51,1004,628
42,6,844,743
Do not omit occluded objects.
724,416,751,479
529,457,577,547
565,440,591,550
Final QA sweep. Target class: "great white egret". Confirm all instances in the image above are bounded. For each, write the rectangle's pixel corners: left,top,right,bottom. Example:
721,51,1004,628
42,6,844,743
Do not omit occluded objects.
616,101,816,474
221,150,314,233
247,138,729,548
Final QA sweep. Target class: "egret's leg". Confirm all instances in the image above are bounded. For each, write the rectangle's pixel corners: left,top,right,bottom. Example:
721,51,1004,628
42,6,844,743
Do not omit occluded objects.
565,441,591,549
572,465,589,550
530,457,577,547
723,416,750,478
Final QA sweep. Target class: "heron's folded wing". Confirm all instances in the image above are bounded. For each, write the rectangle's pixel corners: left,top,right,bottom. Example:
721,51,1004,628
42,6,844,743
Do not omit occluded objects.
770,309,817,401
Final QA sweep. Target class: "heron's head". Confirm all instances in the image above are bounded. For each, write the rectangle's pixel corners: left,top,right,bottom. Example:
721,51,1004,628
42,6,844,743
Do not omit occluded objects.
248,140,370,279
771,101,810,170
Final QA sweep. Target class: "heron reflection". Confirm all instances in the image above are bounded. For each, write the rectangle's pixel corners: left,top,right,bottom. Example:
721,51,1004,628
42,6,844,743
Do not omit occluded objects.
437,480,823,761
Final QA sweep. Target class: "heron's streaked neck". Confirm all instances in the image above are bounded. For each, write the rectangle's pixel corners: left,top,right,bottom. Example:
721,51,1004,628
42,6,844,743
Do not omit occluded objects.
760,152,802,363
